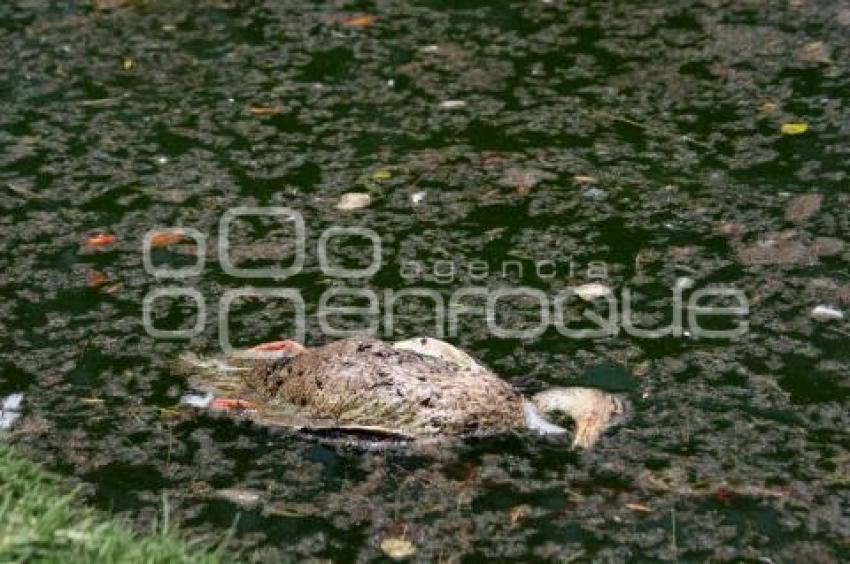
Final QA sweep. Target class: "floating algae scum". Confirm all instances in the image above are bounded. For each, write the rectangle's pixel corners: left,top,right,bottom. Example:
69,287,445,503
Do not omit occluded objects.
1,0,849,561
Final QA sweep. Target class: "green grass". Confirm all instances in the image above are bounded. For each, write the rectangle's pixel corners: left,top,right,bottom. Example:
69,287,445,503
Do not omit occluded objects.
0,444,226,563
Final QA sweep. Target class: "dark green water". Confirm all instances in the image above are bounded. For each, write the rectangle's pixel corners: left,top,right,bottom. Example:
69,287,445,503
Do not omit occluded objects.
1,0,848,561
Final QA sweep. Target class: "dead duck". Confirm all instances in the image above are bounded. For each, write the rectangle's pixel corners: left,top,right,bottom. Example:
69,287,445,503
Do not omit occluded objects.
181,336,628,449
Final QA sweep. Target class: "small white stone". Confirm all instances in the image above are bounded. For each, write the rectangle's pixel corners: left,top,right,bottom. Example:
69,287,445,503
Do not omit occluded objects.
419,45,440,53
411,191,426,205
386,78,395,87
573,282,612,301
336,192,371,210
156,156,169,165
810,305,844,321
439,100,467,109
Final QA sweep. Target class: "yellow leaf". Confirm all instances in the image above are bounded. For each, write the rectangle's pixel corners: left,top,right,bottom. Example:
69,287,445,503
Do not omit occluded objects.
372,169,392,180
781,122,808,135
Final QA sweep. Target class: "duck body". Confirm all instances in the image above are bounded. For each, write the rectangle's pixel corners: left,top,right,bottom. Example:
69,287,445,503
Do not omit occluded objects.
181,336,628,449
251,337,526,439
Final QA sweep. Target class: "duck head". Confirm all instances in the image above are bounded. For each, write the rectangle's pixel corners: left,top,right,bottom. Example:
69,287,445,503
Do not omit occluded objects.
529,387,629,449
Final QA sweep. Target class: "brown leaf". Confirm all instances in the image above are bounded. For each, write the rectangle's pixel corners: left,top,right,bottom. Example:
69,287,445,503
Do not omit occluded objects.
84,233,117,248
342,14,376,28
249,105,283,116
86,271,108,289
149,230,187,247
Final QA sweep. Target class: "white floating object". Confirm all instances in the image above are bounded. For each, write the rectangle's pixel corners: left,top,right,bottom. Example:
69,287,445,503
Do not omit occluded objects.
336,192,371,210
180,392,213,408
419,45,440,53
573,282,612,301
439,100,467,109
583,187,606,200
810,305,844,321
380,537,417,560
0,393,23,430
411,191,426,205
155,156,169,165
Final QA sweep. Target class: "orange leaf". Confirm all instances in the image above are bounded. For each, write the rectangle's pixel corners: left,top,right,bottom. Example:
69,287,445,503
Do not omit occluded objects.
86,271,108,289
210,398,255,410
249,105,283,116
149,230,186,247
84,233,117,248
342,14,376,27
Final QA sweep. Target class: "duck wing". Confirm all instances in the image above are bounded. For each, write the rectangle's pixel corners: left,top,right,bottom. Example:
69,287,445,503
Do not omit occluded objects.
392,337,485,372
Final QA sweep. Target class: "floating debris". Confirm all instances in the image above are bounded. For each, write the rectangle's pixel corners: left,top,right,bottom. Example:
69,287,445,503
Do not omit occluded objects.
337,192,371,210
0,393,23,430
736,231,815,266
781,122,808,136
180,392,213,408
810,305,844,322
625,503,653,513
784,193,822,223
500,167,554,196
573,282,612,301
573,174,598,185
83,232,117,248
249,105,283,116
411,191,426,205
582,187,607,200
342,14,376,28
86,270,108,289
210,398,255,411
439,100,467,110
213,488,263,509
148,230,187,248
380,537,416,560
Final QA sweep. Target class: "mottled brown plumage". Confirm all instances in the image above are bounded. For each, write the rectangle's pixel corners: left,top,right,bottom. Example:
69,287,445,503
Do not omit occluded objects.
249,337,525,438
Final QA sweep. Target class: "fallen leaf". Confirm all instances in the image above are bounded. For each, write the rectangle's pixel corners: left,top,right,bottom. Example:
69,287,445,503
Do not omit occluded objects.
84,233,117,248
371,169,392,180
573,175,598,184
508,504,531,524
625,502,653,513
781,122,808,135
86,271,108,289
379,537,416,560
342,14,376,28
439,100,466,109
337,192,371,210
210,398,255,410
249,105,283,116
121,57,136,71
149,230,186,247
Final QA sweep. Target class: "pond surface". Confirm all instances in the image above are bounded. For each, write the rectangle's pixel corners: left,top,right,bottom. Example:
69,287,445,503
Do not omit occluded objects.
1,0,849,561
